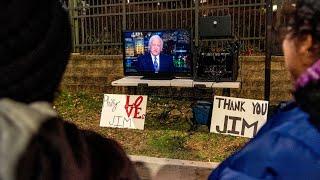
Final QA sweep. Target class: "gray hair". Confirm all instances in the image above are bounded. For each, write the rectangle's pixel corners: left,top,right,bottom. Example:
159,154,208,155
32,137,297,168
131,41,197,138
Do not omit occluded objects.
148,35,163,51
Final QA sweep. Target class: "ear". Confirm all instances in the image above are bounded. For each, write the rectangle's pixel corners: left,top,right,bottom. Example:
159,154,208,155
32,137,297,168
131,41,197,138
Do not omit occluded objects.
298,34,313,54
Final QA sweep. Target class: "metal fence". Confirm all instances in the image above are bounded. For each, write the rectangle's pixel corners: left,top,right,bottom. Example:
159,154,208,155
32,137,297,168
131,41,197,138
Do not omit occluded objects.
67,0,296,55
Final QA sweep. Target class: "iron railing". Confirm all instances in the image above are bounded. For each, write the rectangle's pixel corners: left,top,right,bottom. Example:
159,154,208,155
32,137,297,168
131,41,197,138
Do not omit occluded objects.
67,0,296,55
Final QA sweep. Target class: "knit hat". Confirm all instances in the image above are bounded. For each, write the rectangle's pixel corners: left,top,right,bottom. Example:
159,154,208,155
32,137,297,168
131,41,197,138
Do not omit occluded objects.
0,0,71,103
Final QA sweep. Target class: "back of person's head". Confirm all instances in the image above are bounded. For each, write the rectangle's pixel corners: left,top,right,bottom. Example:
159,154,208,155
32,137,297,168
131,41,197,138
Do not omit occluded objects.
287,0,320,52
0,0,71,103
285,0,320,124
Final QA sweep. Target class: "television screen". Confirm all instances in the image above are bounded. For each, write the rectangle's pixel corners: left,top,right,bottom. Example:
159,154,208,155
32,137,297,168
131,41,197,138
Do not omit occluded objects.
123,29,193,78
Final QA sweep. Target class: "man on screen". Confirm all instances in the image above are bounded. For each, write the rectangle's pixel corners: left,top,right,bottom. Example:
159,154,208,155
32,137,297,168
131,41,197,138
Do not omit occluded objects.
137,35,174,73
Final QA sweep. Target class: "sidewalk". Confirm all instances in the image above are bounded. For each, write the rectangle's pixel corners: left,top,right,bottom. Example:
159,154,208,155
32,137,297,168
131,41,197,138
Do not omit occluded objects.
130,155,219,180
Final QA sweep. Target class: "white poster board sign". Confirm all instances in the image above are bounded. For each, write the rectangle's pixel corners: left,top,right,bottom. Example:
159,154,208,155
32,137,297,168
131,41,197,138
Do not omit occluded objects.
210,96,268,138
100,94,147,130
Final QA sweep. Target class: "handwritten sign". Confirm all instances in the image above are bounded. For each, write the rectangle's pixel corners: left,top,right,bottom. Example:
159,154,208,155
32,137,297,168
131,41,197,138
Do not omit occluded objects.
210,96,268,138
100,94,147,130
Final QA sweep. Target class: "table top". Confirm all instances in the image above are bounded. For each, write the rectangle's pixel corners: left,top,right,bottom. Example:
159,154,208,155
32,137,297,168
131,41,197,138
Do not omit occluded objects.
111,76,241,89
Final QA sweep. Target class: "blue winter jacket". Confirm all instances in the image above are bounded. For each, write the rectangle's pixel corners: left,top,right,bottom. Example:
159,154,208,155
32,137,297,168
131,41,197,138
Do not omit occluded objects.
209,102,320,179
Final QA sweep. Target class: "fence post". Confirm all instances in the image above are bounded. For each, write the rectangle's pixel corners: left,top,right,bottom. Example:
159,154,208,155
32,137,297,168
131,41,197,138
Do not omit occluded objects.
122,0,126,31
69,0,80,53
265,0,272,101
194,0,199,47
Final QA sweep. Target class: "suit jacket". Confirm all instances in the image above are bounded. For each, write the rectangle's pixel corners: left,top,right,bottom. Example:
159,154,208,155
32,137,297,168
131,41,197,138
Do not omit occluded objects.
137,53,174,73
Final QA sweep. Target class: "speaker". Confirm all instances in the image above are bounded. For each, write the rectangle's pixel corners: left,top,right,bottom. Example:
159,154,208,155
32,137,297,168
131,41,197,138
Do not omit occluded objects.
194,42,239,82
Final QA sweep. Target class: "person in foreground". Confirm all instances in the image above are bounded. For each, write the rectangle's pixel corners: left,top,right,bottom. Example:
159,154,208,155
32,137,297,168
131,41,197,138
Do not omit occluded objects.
209,0,320,179
0,0,139,180
137,35,174,73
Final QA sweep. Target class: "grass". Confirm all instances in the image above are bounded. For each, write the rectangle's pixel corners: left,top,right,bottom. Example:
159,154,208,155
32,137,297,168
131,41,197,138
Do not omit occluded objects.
54,91,250,162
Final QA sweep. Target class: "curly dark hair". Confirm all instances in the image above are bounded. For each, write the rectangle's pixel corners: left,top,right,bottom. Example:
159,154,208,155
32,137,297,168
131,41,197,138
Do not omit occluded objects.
291,0,320,127
288,0,320,53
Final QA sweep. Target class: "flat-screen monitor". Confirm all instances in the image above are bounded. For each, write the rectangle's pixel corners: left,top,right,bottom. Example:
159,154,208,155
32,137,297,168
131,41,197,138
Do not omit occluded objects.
123,29,193,79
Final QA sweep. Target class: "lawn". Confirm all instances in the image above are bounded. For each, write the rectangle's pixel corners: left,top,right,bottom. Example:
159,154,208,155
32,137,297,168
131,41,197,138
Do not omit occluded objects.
54,91,250,162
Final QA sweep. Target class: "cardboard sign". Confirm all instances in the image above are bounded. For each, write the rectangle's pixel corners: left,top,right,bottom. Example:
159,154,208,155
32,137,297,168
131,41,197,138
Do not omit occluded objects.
100,94,147,130
210,96,268,138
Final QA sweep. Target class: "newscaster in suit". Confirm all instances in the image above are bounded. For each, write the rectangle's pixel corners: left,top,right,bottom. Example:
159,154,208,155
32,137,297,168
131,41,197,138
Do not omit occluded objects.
137,35,174,73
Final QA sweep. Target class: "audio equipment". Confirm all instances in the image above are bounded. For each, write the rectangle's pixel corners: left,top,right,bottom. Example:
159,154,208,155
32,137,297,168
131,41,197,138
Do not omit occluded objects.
194,41,239,82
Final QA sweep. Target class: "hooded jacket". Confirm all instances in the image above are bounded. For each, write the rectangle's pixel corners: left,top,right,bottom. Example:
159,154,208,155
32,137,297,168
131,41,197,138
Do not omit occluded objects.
0,99,139,180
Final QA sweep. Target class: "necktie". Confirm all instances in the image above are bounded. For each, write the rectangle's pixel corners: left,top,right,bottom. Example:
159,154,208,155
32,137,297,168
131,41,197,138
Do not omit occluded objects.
153,56,159,72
